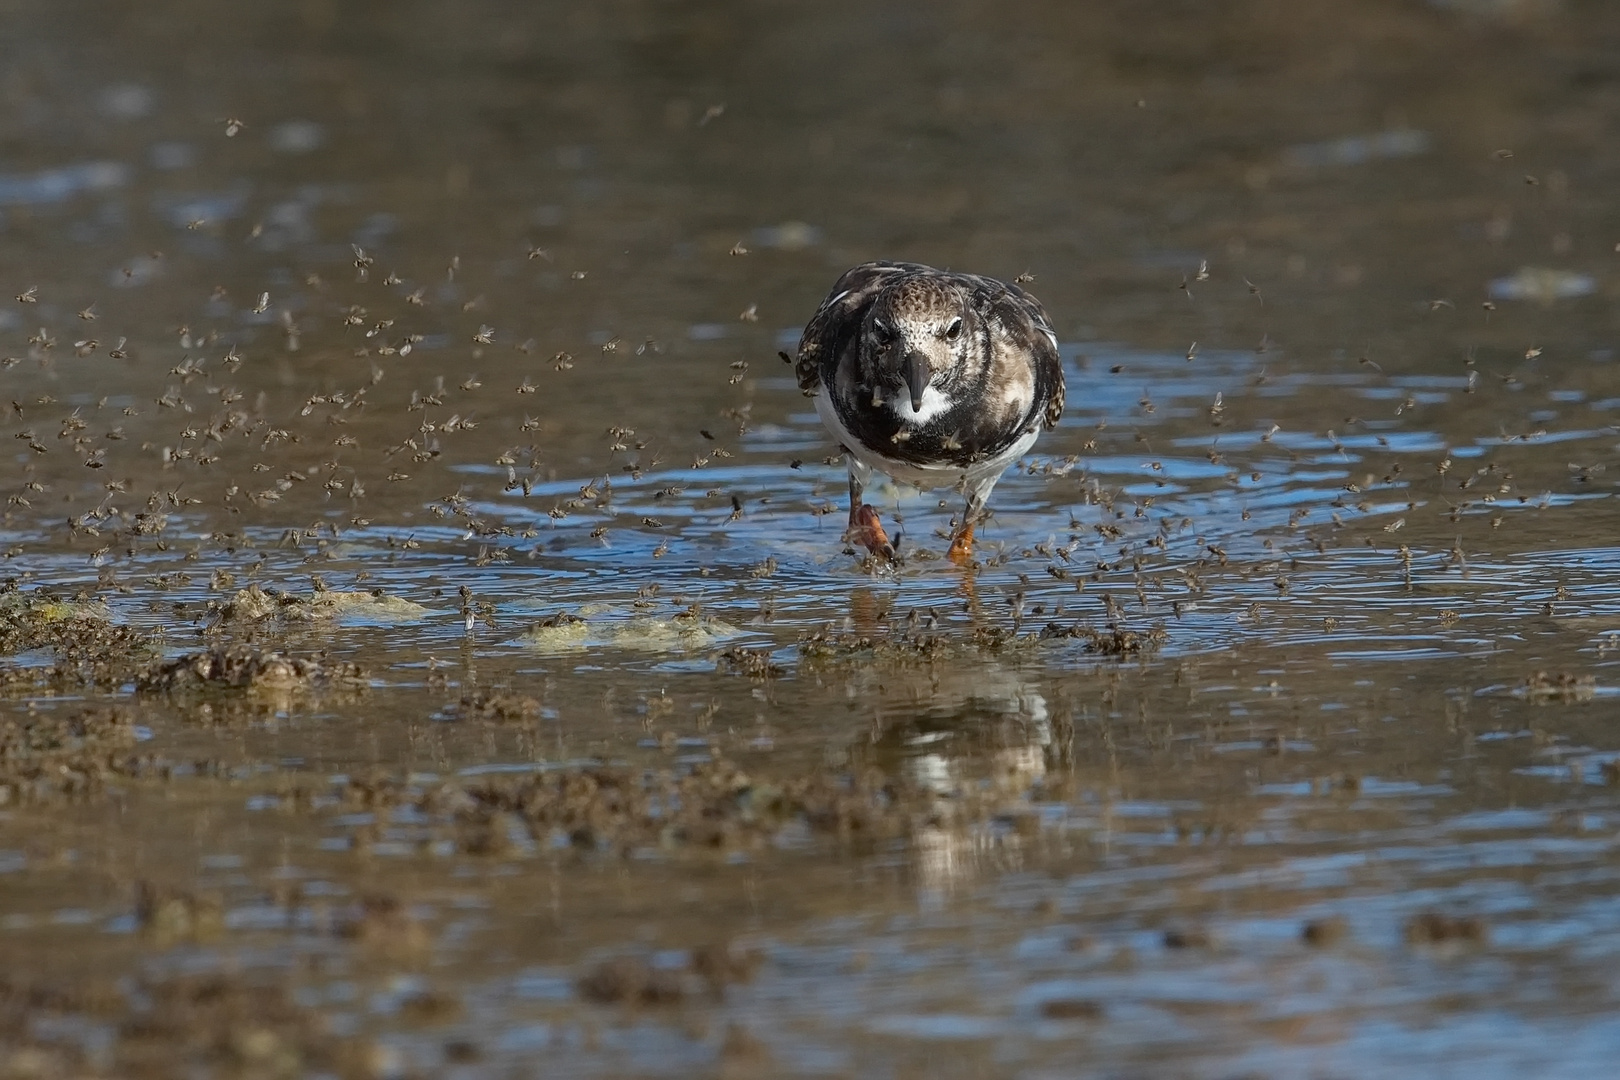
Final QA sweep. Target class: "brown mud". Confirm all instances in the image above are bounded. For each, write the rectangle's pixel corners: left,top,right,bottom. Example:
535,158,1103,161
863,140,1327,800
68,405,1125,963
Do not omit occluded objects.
4,1,1620,1076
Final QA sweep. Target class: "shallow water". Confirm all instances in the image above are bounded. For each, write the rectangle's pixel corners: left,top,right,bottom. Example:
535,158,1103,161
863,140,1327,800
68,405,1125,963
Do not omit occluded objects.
4,1,1620,1076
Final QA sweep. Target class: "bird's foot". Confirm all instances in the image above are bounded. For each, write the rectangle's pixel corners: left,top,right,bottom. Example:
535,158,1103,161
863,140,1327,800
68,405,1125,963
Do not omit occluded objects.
946,523,975,566
844,504,895,560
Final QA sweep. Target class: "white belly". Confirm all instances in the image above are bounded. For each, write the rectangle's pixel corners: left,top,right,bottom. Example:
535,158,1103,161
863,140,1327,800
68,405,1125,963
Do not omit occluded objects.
814,389,1039,492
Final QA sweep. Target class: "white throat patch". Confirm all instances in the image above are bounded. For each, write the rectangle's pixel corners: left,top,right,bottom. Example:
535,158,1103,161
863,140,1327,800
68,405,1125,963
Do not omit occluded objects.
887,384,953,425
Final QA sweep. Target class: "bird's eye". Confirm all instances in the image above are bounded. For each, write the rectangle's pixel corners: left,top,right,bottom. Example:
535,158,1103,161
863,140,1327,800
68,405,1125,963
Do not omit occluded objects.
944,317,962,341
872,321,892,342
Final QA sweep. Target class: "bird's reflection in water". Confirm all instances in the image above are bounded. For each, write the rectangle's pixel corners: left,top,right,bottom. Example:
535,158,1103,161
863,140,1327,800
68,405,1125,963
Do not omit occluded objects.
840,652,1061,893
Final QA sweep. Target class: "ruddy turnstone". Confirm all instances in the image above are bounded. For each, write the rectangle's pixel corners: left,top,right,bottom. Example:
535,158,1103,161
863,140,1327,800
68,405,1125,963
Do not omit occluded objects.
793,261,1065,563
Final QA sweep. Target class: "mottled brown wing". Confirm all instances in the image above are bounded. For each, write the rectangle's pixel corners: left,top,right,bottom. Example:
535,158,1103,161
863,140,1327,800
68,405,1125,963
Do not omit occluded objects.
794,262,923,394
1040,333,1066,431
967,275,1065,431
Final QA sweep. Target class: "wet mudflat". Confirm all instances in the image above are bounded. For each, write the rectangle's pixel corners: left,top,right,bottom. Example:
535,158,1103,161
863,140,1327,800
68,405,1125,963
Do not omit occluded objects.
4,0,1620,1076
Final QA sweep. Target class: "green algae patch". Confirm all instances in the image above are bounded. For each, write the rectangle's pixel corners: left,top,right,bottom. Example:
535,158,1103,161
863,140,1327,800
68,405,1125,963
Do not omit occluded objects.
609,613,743,651
0,590,115,654
302,590,431,622
517,612,591,651
216,585,431,624
518,610,743,654
0,588,155,688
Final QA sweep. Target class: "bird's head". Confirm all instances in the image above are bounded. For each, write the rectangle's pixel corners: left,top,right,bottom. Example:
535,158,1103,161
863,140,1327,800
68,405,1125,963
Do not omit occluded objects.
863,277,973,418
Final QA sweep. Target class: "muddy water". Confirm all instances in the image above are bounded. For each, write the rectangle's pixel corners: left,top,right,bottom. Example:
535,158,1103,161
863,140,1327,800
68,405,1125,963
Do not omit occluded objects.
4,0,1620,1076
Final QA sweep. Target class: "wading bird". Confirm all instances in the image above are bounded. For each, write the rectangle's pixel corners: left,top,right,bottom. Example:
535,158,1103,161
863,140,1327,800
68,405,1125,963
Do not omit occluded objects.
794,262,1064,564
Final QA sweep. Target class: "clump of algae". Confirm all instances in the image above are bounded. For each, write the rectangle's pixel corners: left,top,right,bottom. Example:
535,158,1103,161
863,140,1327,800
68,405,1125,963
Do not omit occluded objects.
214,584,429,623
519,609,742,653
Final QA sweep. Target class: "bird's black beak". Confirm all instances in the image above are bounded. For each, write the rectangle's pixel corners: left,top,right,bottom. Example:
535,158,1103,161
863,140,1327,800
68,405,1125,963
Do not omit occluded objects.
903,351,930,411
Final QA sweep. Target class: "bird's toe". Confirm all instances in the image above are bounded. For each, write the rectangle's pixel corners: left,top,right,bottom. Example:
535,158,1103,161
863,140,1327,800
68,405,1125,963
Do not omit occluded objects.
844,505,895,559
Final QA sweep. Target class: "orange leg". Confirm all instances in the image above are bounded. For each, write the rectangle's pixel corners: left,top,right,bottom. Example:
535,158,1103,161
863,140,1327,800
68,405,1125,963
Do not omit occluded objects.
842,457,894,559
947,488,988,566
946,520,975,565
845,503,894,559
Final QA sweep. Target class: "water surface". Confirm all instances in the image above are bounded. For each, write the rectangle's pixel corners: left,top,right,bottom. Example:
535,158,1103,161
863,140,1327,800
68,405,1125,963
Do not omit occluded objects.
3,1,1620,1076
